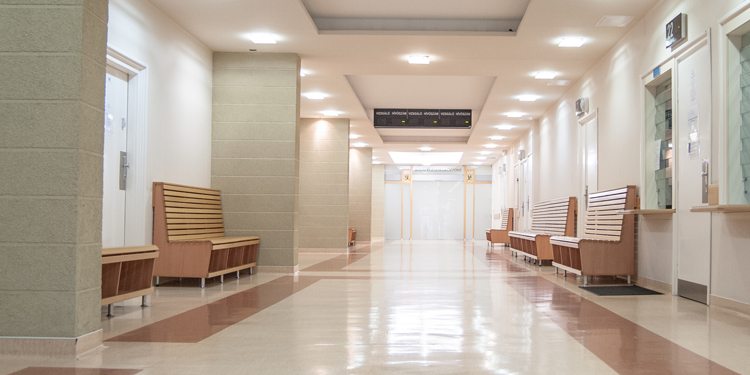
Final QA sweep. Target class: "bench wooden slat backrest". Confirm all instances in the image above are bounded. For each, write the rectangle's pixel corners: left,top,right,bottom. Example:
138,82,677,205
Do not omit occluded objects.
155,183,227,242
529,197,577,236
582,186,636,241
499,209,511,230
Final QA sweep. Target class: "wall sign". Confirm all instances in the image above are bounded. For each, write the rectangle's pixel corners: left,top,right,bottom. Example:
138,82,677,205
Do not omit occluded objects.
374,109,472,129
666,13,687,48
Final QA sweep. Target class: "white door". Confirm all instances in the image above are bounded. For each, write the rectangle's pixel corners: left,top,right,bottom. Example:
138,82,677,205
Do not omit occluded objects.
675,41,712,304
522,155,533,231
579,113,598,234
102,66,130,248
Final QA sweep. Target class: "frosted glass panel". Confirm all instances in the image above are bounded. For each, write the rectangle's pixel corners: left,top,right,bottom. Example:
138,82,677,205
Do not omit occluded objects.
474,184,492,239
412,181,463,239
465,185,474,239
402,185,411,239
384,184,402,239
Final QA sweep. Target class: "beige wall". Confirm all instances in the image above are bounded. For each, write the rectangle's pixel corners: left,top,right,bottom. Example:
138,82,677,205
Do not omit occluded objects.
371,164,385,239
0,0,107,339
108,0,213,245
298,118,350,251
212,52,301,268
501,0,750,304
349,148,373,242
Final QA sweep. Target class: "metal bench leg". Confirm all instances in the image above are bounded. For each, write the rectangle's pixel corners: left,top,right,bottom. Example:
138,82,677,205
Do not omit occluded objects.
236,270,240,279
564,270,567,277
107,304,114,317
201,278,205,289
155,276,159,286
627,275,631,285
141,295,148,307
220,274,224,283
249,267,253,275
584,276,588,286
556,267,559,274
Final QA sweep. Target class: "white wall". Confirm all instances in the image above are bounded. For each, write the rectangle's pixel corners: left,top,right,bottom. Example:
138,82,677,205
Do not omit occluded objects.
503,0,750,305
108,0,213,243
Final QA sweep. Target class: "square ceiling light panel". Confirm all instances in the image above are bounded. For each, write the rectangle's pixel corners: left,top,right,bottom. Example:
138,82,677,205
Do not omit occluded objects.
299,0,530,35
389,152,463,165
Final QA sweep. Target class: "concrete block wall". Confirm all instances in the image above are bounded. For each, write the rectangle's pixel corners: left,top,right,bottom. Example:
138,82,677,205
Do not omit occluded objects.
348,148,373,242
371,164,385,239
298,118,350,251
212,52,301,269
0,0,108,339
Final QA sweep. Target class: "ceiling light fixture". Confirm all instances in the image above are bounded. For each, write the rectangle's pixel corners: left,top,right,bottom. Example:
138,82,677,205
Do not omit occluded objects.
476,157,487,160
484,144,498,148
372,161,382,165
352,142,367,148
349,134,359,139
548,80,572,86
472,162,483,165
248,33,277,44
506,112,523,118
489,136,505,141
496,125,514,130
535,71,557,80
518,95,539,102
322,110,339,117
479,151,492,155
372,156,378,160
408,55,430,64
304,92,325,100
559,37,585,47
419,147,433,151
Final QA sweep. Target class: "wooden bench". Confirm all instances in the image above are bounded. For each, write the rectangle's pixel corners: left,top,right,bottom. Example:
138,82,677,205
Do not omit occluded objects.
509,197,577,266
348,228,356,247
102,245,159,317
550,186,637,285
485,208,514,250
153,182,260,288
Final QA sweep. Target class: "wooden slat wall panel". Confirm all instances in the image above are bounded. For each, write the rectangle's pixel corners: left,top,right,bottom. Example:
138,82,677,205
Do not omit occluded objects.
581,187,630,241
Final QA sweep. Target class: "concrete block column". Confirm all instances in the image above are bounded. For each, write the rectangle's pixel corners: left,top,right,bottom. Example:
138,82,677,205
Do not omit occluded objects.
0,0,109,356
349,148,373,242
212,53,301,272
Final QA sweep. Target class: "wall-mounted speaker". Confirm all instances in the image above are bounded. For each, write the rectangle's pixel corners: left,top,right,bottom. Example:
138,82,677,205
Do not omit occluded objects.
575,97,589,117
518,150,526,160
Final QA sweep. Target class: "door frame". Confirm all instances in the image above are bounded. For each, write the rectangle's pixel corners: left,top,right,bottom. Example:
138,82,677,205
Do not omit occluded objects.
578,109,598,235
671,31,712,301
106,46,150,246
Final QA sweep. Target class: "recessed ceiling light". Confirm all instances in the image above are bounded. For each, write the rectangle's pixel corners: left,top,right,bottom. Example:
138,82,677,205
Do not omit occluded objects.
299,70,307,77
372,156,378,159
389,151,463,165
349,134,359,139
506,112,523,118
596,15,634,28
479,151,492,155
372,161,382,165
472,162,483,165
419,147,433,151
408,55,430,64
322,110,339,117
496,125,514,130
484,144,498,148
518,95,540,102
248,33,277,44
476,157,487,160
351,142,367,148
548,80,572,86
422,163,432,166
489,136,505,141
559,37,585,47
535,71,557,79
304,92,325,100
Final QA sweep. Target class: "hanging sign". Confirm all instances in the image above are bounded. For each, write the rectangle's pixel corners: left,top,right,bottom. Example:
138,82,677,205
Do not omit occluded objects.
374,109,472,129
666,13,687,48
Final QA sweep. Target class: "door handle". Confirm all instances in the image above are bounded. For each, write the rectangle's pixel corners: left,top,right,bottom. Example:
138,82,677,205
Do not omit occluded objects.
119,151,128,191
701,159,709,203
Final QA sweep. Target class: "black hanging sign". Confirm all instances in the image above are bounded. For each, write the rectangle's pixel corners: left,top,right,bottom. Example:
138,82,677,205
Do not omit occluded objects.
374,108,472,129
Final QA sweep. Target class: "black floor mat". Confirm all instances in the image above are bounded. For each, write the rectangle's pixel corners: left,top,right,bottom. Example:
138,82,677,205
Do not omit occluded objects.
579,285,663,296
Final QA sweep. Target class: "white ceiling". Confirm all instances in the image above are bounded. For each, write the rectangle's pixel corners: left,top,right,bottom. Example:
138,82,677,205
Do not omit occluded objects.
147,0,660,166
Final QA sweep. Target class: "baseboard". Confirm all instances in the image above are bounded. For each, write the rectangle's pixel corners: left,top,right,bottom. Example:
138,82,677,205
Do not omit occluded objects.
0,329,102,358
711,295,750,317
255,265,300,274
298,248,349,253
635,276,672,294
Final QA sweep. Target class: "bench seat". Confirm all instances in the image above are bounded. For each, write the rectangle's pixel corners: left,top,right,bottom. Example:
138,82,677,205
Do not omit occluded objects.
486,208,514,249
508,197,577,265
550,186,637,285
153,182,260,288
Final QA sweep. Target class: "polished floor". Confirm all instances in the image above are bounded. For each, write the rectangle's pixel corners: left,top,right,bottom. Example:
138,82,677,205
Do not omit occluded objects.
3,240,750,374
